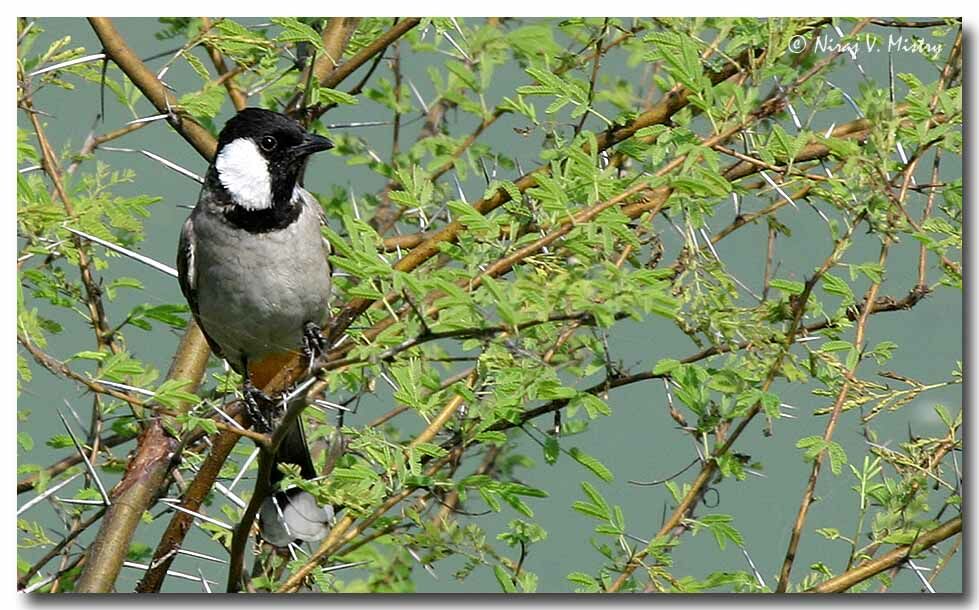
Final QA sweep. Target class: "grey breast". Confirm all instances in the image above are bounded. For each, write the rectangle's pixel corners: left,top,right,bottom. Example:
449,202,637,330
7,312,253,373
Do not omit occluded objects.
191,189,332,370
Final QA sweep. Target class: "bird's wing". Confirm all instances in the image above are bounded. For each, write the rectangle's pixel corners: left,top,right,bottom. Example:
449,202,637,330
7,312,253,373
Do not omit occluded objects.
297,186,333,268
176,216,197,313
176,215,225,359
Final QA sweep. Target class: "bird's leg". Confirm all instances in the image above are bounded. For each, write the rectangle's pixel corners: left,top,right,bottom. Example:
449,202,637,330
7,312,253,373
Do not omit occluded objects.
302,321,327,372
242,359,275,433
243,379,276,433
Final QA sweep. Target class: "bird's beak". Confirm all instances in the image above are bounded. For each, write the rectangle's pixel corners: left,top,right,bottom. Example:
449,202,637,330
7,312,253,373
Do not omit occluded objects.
296,133,334,155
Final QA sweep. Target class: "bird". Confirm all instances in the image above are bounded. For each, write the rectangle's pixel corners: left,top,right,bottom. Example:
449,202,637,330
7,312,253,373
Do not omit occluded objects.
176,107,336,547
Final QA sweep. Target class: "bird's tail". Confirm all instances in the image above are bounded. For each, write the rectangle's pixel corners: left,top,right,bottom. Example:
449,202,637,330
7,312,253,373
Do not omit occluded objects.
258,418,335,547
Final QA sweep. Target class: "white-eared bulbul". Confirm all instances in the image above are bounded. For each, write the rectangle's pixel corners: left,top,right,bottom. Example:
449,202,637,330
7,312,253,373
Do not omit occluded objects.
177,107,335,547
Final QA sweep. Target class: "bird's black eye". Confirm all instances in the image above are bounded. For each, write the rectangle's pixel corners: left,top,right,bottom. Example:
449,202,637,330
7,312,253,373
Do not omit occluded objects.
259,135,277,152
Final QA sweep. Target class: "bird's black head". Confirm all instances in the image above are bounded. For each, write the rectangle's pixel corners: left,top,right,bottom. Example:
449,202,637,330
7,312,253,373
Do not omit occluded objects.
212,108,333,214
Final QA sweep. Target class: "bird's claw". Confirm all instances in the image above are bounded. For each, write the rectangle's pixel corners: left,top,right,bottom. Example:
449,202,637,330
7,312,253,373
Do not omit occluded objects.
302,321,327,371
243,380,276,433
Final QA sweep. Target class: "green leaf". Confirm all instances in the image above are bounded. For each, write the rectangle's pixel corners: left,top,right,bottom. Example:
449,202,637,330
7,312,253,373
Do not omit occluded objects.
769,278,805,295
17,432,34,451
567,571,600,592
851,262,886,284
816,527,841,540
507,24,562,60
138,303,189,329
653,358,681,375
543,436,559,464
796,435,827,462
635,125,669,140
98,352,146,381
821,273,854,302
821,340,852,353
475,431,507,445
446,200,495,237
478,487,501,512
693,514,744,550
153,379,199,410
413,442,448,458
481,276,517,326
580,481,609,515
826,441,847,476
316,86,359,106
569,447,613,482
504,483,548,498
178,84,225,120
572,500,608,520
271,17,325,51
188,415,217,435
576,393,611,418
494,565,517,593
934,404,954,429
759,391,781,418
183,52,211,81
708,370,741,394
45,434,74,449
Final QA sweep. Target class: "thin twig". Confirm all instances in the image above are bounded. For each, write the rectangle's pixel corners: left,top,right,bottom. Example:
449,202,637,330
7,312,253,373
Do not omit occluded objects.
808,516,961,593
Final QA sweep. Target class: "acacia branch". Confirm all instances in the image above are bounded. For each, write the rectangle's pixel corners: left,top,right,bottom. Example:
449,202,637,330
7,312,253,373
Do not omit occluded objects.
607,205,868,592
455,284,928,442
201,17,247,111
777,140,936,589
285,17,361,115
74,418,177,592
319,18,421,91
69,18,219,592
324,40,766,353
66,120,150,175
343,94,880,368
775,240,890,591
371,20,644,237
17,507,106,590
137,406,246,592
24,100,117,353
89,17,218,159
807,516,961,593
275,449,459,592
288,17,421,117
17,431,132,495
70,328,209,593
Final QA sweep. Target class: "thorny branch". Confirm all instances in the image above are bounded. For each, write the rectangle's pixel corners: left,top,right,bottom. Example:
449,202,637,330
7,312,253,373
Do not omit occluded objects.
807,516,961,593
18,16,960,594
775,240,890,591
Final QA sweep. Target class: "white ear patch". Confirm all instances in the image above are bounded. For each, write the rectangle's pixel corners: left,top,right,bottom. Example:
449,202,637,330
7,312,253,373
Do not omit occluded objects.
215,138,272,210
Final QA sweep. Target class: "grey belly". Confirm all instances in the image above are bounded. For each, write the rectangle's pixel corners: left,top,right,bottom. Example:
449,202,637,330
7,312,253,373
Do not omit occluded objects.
193,213,330,370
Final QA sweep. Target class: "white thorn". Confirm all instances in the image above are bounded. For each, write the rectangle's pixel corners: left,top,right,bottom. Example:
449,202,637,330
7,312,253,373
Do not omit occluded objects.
29,53,105,77
160,501,233,530
64,225,179,278
18,473,82,516
58,411,111,507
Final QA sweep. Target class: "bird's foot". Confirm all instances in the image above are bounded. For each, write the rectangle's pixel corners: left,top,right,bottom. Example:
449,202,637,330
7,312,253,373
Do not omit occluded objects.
243,380,276,433
302,321,327,372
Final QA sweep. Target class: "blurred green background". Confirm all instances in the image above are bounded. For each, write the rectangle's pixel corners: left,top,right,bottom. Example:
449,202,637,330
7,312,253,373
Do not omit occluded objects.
17,17,962,593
